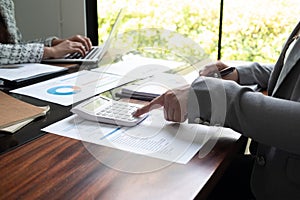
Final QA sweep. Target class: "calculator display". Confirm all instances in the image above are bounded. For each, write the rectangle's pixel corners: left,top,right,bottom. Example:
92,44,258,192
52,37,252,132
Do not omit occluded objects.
82,97,108,112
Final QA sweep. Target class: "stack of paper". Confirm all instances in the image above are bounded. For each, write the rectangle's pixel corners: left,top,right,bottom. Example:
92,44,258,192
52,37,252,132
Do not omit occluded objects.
118,72,192,101
0,63,67,86
0,91,49,133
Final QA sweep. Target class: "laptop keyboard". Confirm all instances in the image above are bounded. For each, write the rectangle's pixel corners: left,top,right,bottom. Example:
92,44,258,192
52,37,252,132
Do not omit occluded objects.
65,47,100,59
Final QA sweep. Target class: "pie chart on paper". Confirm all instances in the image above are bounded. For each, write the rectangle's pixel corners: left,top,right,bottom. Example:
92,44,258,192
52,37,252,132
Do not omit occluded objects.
47,85,81,95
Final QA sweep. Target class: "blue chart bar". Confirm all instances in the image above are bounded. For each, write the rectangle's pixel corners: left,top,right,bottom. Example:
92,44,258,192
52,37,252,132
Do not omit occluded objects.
100,127,121,140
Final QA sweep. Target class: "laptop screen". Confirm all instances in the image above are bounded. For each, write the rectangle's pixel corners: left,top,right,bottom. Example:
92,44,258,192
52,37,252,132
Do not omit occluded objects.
97,9,124,63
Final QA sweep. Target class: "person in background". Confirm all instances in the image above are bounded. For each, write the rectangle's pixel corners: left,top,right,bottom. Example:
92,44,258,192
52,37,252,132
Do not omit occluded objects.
134,20,300,199
0,0,92,65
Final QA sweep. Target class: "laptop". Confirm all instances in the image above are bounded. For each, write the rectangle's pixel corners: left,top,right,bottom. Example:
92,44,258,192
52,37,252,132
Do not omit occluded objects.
42,9,123,64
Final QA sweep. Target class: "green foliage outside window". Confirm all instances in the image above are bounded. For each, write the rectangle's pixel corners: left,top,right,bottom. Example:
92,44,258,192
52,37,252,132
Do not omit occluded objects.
98,0,300,63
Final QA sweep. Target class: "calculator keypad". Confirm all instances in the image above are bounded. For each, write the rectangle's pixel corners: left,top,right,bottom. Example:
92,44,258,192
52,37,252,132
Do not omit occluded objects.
96,102,139,122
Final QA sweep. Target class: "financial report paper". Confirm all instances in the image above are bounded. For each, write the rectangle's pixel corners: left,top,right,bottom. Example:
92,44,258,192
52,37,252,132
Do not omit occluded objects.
42,109,240,164
11,70,134,106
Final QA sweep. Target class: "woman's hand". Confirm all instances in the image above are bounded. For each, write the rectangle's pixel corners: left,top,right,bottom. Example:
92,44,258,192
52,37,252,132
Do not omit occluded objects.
43,35,92,59
199,61,239,82
52,35,92,51
133,85,190,122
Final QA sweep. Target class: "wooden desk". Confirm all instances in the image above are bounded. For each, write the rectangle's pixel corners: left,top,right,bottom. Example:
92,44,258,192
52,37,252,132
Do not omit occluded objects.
0,128,245,200
0,63,246,199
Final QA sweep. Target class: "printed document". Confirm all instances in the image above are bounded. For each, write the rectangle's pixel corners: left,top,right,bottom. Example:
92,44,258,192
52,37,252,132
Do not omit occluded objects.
42,109,219,164
92,54,184,78
120,72,194,99
11,70,133,106
0,63,65,81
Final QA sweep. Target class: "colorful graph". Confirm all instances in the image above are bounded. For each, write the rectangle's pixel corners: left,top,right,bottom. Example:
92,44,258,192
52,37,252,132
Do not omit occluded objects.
47,85,81,95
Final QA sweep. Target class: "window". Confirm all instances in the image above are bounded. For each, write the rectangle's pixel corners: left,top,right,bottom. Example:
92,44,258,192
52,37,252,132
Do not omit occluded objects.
93,0,300,63
221,0,300,63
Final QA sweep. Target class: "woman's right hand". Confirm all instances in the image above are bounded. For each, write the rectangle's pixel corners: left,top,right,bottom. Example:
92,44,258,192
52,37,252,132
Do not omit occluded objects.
199,61,239,82
43,40,87,59
43,35,91,59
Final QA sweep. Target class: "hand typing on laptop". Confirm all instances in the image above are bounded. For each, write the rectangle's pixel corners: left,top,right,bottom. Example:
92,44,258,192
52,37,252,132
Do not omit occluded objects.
0,0,93,65
43,35,92,59
42,9,123,64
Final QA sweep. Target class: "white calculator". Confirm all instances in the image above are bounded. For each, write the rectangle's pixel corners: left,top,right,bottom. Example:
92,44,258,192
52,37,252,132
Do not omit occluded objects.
71,96,147,127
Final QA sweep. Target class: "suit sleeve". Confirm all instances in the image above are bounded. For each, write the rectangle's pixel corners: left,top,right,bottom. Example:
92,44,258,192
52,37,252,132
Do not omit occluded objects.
235,62,274,89
188,76,300,155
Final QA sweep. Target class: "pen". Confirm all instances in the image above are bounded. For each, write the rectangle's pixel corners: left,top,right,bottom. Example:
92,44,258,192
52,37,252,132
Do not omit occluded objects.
219,67,236,77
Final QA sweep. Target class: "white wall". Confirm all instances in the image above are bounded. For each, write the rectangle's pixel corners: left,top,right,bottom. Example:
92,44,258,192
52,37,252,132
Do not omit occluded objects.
13,0,86,40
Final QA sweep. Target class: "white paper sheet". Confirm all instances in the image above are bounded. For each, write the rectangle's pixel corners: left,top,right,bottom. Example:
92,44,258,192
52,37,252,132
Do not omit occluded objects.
92,55,184,78
11,70,133,106
0,63,65,81
42,109,216,164
121,72,197,97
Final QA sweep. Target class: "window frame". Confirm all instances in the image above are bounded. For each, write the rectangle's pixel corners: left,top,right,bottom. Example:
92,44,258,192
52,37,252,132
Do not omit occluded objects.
86,0,98,46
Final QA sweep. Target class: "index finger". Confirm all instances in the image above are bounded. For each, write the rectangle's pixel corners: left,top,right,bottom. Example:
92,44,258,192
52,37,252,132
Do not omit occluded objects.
133,95,165,117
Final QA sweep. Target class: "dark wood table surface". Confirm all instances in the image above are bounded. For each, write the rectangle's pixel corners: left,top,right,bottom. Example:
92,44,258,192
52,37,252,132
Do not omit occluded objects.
0,128,245,200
